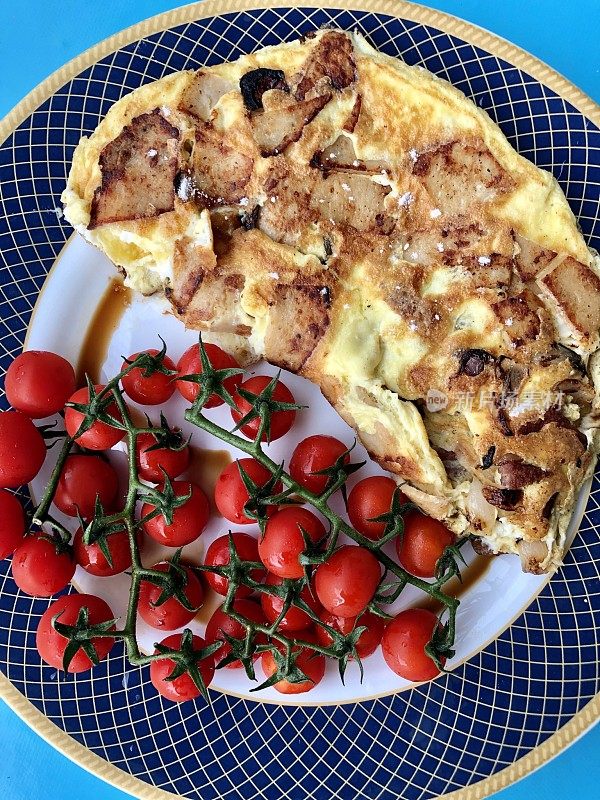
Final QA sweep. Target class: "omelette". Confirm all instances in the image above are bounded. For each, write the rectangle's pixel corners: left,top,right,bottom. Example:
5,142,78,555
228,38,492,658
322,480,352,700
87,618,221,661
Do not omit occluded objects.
62,29,600,573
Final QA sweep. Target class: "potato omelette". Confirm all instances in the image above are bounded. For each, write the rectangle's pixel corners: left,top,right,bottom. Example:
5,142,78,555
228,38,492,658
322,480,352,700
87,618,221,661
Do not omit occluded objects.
62,29,600,573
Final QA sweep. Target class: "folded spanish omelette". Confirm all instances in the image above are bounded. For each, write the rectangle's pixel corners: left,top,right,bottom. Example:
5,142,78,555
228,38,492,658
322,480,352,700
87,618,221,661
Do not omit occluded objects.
62,29,600,573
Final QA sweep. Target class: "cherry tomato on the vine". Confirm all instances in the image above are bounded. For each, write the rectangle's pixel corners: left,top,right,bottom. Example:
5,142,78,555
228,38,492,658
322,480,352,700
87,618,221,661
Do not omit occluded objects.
260,572,322,632
347,476,405,540
150,633,215,702
53,454,119,518
0,411,46,488
214,458,281,525
396,511,455,578
64,385,125,450
142,481,210,547
203,532,264,598
205,599,267,669
176,343,241,408
12,534,75,597
381,608,444,682
258,506,325,579
138,561,204,630
315,609,385,659
121,349,177,405
5,350,76,419
36,593,115,673
314,545,381,618
73,526,132,577
0,490,26,559
135,431,190,483
289,435,350,495
261,629,325,694
231,375,296,442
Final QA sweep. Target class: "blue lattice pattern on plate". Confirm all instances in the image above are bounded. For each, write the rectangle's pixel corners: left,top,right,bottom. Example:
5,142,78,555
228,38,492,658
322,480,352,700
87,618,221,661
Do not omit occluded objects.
1,7,600,800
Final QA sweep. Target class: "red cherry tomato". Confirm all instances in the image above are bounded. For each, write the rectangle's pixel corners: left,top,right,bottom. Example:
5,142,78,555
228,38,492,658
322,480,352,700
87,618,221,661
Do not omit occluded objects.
205,599,267,668
138,561,204,630
203,532,264,598
120,349,176,405
12,534,75,597
176,342,241,408
289,435,349,494
397,511,455,578
261,629,325,694
142,481,210,547
5,350,76,419
381,608,444,682
150,633,215,702
0,411,46,488
36,593,115,673
0,490,26,559
315,609,385,659
214,458,281,525
258,506,325,579
231,375,296,442
314,545,381,618
260,573,322,632
53,454,119,518
73,526,132,577
64,385,125,450
135,431,190,483
347,476,405,540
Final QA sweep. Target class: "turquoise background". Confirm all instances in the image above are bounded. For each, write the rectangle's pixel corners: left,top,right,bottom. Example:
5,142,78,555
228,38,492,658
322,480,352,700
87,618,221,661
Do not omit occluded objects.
1,1,599,798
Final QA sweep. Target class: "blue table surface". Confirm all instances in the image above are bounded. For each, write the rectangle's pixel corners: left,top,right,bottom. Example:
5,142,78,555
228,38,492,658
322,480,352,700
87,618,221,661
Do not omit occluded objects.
1,1,600,798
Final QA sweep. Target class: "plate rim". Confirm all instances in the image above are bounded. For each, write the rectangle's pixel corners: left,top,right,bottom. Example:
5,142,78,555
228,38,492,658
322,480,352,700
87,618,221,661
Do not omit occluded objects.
1,2,600,799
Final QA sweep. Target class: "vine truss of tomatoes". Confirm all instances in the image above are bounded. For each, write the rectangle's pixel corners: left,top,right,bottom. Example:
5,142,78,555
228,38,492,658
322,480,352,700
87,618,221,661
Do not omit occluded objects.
0,338,468,702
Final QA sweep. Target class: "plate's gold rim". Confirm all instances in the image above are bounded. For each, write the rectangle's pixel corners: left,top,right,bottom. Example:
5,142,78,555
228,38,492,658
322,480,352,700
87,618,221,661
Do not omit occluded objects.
1,2,600,799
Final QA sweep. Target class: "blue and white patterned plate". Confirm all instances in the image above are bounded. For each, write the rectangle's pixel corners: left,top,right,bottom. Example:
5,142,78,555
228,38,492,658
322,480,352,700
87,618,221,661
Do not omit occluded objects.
1,3,600,799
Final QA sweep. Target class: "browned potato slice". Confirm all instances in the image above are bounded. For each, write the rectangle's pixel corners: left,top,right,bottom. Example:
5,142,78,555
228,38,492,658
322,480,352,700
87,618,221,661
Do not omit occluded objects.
251,94,331,156
89,110,180,228
178,71,233,121
293,30,356,100
193,124,253,204
413,140,513,217
542,256,600,345
311,173,391,232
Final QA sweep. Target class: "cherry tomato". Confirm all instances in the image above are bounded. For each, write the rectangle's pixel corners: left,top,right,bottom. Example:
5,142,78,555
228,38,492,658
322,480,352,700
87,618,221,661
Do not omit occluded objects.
135,431,190,483
381,608,444,682
5,351,76,419
205,599,267,668
231,375,296,442
0,411,46,488
260,573,322,632
12,534,75,597
258,506,325,579
214,458,281,525
261,629,325,694
150,633,215,702
203,532,264,598
138,561,204,630
315,609,385,659
314,545,381,618
142,481,210,547
0,490,26,559
64,385,125,450
348,476,405,540
397,511,455,578
36,593,115,673
289,435,349,494
73,526,132,577
176,342,241,408
121,349,176,405
53,454,119,518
